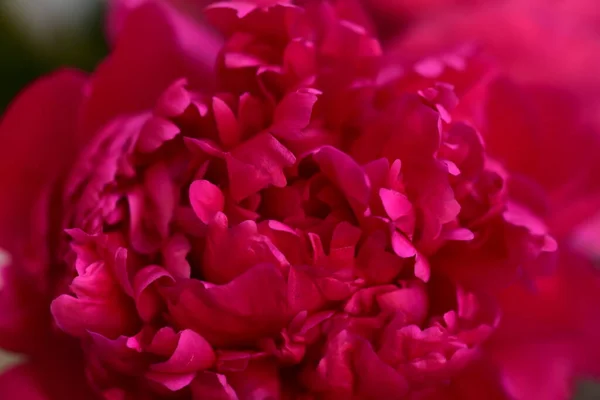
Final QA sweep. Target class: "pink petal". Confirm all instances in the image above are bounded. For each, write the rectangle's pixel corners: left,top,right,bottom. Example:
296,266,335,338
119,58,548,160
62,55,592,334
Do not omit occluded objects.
0,71,88,353
328,222,362,267
154,78,192,117
191,371,238,400
136,116,181,153
113,247,134,297
206,1,258,21
497,344,572,400
145,371,196,391
381,94,441,164
162,234,192,279
0,69,87,253
288,266,326,314
189,180,225,224
213,96,242,148
312,146,371,211
150,329,215,373
185,137,227,158
51,292,138,339
271,89,320,139
357,235,405,285
377,280,428,325
227,133,296,201
238,93,267,135
379,188,413,221
133,265,174,322
168,264,288,347
203,216,288,284
391,231,417,258
129,163,176,254
227,361,281,400
353,340,410,398
143,327,177,357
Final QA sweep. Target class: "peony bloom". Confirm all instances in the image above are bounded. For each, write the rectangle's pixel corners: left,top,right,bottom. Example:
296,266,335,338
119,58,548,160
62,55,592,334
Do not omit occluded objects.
0,1,599,399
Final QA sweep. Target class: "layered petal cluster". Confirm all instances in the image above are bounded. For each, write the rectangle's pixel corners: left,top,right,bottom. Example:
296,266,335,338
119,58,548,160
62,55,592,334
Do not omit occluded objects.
382,0,600,256
0,1,599,400
56,1,552,397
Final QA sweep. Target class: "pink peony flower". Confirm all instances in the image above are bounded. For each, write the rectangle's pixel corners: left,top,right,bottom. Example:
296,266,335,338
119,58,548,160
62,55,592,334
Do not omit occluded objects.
0,1,599,399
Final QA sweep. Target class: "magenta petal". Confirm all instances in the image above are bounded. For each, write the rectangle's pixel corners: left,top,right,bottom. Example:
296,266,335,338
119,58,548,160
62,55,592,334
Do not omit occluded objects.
0,69,87,252
227,361,281,400
88,332,142,374
147,327,179,356
329,222,362,264
169,264,288,347
227,133,296,201
206,1,257,17
129,163,176,254
113,247,134,297
379,188,413,220
186,137,227,158
213,96,242,148
312,146,371,210
133,265,174,322
288,266,326,314
82,0,221,136
191,371,238,400
382,94,441,164
203,216,289,284
155,78,193,117
51,292,136,339
136,116,181,153
271,89,320,139
377,281,428,324
497,344,572,400
150,329,215,373
189,180,225,224
0,70,89,352
146,371,197,392
353,340,410,398
391,231,417,258
162,234,192,279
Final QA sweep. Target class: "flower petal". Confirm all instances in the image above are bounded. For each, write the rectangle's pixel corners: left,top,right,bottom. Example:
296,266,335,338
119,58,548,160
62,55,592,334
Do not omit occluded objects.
82,0,221,136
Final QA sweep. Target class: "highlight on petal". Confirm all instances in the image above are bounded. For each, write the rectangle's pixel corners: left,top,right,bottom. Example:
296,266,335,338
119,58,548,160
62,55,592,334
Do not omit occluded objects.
189,180,225,224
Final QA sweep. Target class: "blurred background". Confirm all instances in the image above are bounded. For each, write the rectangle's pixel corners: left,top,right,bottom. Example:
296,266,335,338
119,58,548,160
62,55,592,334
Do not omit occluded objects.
0,0,106,111
0,0,599,398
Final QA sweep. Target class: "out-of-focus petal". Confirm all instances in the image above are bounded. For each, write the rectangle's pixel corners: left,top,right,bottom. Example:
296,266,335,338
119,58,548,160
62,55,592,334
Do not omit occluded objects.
0,69,86,255
82,0,222,136
0,346,93,400
488,250,600,398
0,70,87,354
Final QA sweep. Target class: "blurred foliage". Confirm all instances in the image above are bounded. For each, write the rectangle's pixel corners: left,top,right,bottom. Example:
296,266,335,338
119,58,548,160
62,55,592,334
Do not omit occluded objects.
576,380,600,399
0,1,108,111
